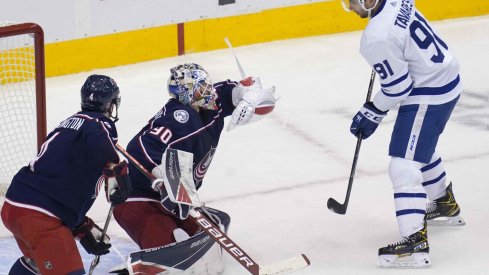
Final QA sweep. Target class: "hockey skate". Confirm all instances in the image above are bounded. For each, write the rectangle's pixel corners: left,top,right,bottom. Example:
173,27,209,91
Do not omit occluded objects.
426,183,465,226
377,222,431,268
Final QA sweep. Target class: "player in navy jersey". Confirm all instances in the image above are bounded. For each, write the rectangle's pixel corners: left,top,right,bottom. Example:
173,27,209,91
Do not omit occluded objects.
1,75,132,274
342,0,465,268
113,63,276,273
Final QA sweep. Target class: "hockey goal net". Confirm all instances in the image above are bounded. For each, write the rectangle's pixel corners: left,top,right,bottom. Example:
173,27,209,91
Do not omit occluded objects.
0,22,46,197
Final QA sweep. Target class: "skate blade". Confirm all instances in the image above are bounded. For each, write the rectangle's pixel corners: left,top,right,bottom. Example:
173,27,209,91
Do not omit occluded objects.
378,253,431,268
427,215,465,226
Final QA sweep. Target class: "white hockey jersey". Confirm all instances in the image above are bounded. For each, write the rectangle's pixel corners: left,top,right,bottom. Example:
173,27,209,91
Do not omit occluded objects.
360,0,462,111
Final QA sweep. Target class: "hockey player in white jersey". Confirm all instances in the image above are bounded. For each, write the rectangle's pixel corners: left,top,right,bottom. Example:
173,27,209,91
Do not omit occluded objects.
342,0,465,268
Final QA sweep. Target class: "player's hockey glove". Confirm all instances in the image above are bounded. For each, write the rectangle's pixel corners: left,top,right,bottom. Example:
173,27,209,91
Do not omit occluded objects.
72,217,111,255
350,102,387,139
152,165,190,220
228,77,276,131
103,161,132,205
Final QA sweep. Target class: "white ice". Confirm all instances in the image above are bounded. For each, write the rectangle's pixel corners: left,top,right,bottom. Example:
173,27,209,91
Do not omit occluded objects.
1,15,488,275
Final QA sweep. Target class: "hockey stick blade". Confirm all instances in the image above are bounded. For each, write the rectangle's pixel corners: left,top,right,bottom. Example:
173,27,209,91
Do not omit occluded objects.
327,198,346,215
259,254,310,275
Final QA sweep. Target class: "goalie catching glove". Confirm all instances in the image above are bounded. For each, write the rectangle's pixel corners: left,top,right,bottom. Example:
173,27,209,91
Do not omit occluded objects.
103,160,132,205
151,149,199,220
228,77,277,131
72,217,111,255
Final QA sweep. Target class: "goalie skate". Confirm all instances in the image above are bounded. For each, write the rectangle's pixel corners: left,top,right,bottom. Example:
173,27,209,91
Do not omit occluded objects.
426,183,465,226
377,222,431,269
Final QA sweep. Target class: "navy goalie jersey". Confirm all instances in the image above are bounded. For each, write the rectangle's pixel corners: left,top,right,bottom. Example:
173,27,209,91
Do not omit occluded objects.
5,111,120,228
126,80,238,200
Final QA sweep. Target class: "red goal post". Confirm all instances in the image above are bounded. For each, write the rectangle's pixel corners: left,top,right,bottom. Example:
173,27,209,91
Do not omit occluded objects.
0,22,46,196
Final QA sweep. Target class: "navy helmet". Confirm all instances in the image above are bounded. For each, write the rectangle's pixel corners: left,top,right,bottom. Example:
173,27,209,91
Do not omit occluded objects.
81,74,121,120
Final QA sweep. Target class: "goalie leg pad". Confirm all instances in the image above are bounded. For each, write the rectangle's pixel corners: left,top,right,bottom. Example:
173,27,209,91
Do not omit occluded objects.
126,232,216,274
187,242,225,275
198,207,231,233
112,207,230,275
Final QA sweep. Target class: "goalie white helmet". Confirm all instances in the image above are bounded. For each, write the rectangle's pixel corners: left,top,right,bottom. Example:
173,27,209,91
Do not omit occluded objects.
167,63,217,110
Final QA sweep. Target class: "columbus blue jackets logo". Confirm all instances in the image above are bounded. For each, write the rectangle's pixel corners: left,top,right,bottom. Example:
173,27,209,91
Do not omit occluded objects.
173,110,189,123
194,148,216,186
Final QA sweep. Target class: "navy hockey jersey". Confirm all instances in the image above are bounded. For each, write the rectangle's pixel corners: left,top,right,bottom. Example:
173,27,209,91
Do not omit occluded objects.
126,80,238,200
5,111,119,228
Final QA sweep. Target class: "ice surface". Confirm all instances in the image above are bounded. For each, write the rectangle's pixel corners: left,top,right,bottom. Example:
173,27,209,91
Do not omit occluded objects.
1,15,488,275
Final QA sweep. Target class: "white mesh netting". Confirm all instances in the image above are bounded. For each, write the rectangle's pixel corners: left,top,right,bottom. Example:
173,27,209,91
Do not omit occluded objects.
0,23,38,196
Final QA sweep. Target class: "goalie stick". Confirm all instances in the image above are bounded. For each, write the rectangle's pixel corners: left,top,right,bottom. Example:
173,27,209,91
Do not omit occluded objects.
115,144,310,275
224,37,247,79
327,70,376,215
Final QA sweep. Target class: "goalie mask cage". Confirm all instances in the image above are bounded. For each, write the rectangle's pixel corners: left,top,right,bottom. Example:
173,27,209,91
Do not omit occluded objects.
0,22,46,197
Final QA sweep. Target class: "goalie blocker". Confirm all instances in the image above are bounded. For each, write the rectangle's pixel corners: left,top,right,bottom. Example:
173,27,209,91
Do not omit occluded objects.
110,207,230,275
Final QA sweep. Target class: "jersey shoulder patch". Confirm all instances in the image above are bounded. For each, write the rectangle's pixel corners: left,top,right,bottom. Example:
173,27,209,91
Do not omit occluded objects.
173,109,190,123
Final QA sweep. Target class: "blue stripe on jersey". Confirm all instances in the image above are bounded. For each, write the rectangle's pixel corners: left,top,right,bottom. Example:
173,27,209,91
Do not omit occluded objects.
394,193,427,198
420,157,441,172
381,72,409,88
410,75,460,96
396,209,426,216
422,171,446,186
381,82,413,97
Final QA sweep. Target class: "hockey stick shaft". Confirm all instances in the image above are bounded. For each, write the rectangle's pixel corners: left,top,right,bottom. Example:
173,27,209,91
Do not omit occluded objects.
88,204,115,275
224,37,247,79
327,70,376,215
115,144,310,275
